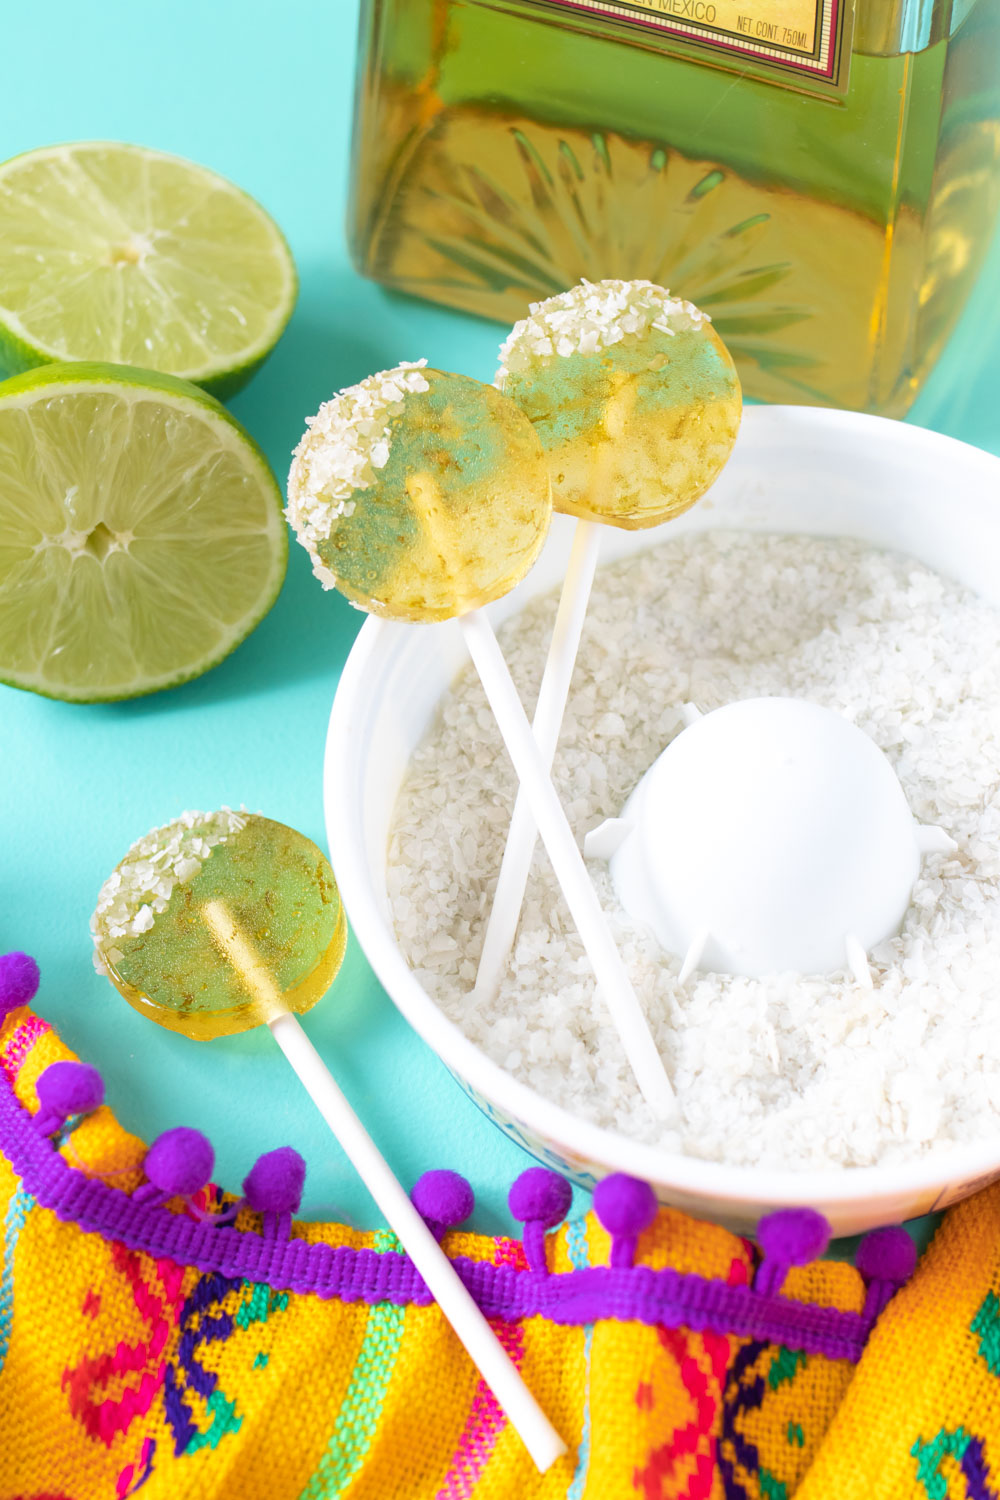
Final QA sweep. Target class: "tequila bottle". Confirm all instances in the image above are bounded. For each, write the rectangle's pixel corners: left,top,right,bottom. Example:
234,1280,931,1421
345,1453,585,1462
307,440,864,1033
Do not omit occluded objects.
348,0,1000,413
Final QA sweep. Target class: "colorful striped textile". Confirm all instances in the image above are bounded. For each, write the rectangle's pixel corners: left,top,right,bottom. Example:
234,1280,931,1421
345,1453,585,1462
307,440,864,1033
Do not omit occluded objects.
1,1007,999,1499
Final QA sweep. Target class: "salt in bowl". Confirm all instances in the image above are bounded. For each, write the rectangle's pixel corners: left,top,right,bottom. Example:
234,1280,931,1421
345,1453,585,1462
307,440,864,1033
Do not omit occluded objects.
324,404,1000,1237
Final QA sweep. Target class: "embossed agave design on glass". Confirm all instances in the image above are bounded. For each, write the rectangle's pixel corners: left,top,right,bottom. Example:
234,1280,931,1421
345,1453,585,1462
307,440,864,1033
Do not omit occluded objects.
349,0,1000,416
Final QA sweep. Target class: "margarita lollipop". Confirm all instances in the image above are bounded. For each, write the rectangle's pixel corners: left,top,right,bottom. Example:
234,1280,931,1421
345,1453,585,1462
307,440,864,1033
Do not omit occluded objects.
287,363,551,622
92,810,345,1037
287,365,675,1121
497,279,741,530
92,809,566,1473
475,281,742,1004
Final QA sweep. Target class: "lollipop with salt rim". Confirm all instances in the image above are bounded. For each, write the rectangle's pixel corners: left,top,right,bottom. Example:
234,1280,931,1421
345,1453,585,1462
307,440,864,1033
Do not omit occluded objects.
92,808,567,1473
287,363,676,1123
474,281,742,1004
287,363,551,621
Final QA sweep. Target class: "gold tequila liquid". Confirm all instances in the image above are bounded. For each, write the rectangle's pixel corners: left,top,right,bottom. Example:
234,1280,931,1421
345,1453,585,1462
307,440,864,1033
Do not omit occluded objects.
349,0,1000,414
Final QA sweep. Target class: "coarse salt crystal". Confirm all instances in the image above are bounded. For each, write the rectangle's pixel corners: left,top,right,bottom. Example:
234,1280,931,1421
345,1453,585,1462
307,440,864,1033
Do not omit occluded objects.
388,531,1000,1171
286,361,430,589
496,279,708,382
91,807,247,971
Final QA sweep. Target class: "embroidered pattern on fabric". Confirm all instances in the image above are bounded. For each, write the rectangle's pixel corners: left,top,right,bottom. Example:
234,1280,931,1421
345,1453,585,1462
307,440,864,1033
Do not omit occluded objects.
566,1217,593,1500
912,1426,998,1500
61,1243,187,1447
164,1272,290,1458
0,1013,50,1083
767,1347,807,1391
719,1339,767,1500
435,1236,530,1499
300,1230,406,1499
164,1269,242,1456
758,1469,789,1500
116,1435,156,1498
636,1325,731,1499
0,1185,32,1374
972,1292,1000,1378
13,1003,990,1500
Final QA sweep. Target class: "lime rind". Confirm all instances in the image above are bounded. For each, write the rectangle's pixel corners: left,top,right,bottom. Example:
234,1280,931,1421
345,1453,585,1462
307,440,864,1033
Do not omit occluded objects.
0,142,298,396
0,362,288,702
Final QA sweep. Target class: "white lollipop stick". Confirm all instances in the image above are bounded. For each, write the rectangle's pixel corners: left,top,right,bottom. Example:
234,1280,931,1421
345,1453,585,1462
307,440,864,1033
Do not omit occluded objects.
459,611,677,1121
474,520,602,1007
201,901,567,1474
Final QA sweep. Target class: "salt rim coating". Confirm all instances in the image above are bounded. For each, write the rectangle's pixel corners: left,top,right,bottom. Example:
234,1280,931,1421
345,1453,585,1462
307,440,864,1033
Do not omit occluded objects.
286,361,431,589
495,280,708,382
90,808,247,972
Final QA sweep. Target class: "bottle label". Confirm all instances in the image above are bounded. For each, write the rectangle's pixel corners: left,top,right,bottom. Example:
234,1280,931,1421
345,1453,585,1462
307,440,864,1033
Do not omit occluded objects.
534,0,850,90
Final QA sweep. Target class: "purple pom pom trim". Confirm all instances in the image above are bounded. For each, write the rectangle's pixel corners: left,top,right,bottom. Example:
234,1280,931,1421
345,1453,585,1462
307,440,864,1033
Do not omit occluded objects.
0,952,40,1018
509,1167,573,1274
144,1127,215,1198
509,1167,573,1228
754,1207,832,1296
593,1174,658,1269
856,1225,918,1320
856,1225,918,1287
36,1060,104,1117
412,1169,474,1230
757,1208,831,1266
0,1052,891,1361
243,1146,307,1216
593,1174,658,1237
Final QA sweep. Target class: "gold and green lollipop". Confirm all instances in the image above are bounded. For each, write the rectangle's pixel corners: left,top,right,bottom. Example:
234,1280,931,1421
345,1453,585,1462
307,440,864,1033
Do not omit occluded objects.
495,278,741,531
92,810,345,1039
286,362,551,622
286,361,677,1123
91,807,565,1471
476,280,742,1004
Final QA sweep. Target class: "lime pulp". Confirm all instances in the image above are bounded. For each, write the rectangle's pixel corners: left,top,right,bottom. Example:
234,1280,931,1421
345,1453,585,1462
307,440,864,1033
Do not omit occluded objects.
0,362,287,701
0,141,297,395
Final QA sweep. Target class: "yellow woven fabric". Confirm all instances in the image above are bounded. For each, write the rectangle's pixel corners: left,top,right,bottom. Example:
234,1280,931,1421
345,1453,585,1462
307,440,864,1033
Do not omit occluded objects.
797,1186,1000,1500
1,1009,998,1500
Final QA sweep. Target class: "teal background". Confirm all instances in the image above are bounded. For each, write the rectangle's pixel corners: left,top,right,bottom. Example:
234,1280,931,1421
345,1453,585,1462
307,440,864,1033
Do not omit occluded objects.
1,0,999,1239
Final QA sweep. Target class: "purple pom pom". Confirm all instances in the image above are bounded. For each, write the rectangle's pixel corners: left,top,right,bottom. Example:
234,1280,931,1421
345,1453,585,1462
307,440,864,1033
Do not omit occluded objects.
243,1147,306,1216
412,1170,474,1229
757,1208,831,1266
508,1167,573,1228
0,952,40,1018
36,1061,104,1117
855,1225,918,1287
145,1127,214,1198
593,1174,658,1238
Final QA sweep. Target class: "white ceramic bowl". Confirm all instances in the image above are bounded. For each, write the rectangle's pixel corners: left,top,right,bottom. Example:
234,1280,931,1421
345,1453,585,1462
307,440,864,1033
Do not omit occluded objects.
325,405,1000,1237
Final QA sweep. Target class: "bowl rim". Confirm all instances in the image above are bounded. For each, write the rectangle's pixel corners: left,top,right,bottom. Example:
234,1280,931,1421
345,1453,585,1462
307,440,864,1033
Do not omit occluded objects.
325,404,1000,1211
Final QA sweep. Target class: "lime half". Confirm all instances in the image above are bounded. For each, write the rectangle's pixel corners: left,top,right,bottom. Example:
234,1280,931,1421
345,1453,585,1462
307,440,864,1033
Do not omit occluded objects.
0,142,297,395
0,362,287,701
